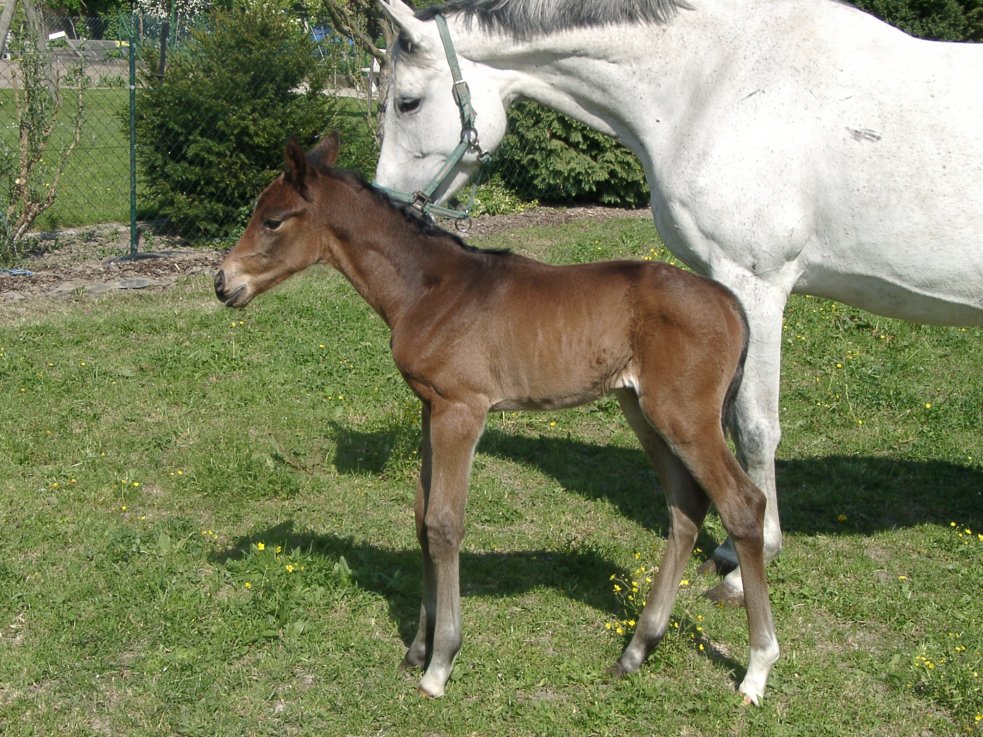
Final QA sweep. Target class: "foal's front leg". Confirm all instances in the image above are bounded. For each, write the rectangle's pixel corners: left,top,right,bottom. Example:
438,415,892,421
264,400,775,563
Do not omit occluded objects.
411,399,485,698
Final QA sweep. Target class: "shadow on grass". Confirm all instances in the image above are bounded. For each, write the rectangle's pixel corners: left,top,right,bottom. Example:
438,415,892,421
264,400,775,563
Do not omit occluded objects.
332,423,983,541
213,521,626,649
212,521,749,683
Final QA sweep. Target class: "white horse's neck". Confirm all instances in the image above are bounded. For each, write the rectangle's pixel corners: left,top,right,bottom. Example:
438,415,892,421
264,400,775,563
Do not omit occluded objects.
445,4,735,164
444,0,909,189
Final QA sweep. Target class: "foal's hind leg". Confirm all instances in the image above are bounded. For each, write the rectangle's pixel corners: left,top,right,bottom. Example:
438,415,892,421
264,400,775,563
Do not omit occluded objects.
610,390,711,677
648,402,779,704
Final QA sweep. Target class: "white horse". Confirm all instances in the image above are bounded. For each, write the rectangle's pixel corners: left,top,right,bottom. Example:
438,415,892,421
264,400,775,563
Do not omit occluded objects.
373,0,983,602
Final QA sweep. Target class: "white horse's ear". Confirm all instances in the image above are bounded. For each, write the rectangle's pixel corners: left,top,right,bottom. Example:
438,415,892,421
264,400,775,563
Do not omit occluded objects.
378,0,432,52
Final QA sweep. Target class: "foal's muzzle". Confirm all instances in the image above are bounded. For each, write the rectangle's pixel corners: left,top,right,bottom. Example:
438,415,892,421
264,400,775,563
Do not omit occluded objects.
214,269,249,308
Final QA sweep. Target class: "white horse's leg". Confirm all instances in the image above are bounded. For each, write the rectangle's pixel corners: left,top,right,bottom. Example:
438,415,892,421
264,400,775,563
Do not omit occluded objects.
707,280,788,602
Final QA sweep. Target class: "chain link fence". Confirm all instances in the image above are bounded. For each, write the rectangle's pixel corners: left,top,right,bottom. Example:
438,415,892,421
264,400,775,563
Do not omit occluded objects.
0,5,646,263
0,8,385,257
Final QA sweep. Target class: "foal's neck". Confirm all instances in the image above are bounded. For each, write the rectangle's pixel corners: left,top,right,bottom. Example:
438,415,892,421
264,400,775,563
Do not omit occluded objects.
320,191,466,328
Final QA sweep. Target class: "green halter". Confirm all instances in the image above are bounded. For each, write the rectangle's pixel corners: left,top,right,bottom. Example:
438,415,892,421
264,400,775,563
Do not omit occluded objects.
374,14,491,221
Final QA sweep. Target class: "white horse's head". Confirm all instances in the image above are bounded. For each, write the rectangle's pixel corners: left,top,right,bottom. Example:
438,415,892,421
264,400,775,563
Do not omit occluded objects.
375,0,509,204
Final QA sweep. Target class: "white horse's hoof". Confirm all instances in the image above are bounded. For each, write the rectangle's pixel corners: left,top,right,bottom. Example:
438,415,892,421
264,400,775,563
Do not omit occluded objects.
418,670,448,698
417,683,444,698
704,580,745,607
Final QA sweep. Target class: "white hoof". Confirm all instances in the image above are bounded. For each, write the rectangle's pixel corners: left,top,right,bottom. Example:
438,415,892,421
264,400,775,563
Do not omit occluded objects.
418,669,448,698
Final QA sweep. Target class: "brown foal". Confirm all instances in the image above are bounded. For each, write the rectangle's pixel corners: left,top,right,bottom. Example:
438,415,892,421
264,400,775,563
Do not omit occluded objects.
214,134,779,704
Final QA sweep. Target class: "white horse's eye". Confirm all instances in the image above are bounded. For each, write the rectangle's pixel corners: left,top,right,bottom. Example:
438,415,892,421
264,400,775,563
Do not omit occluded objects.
397,34,416,55
397,97,422,115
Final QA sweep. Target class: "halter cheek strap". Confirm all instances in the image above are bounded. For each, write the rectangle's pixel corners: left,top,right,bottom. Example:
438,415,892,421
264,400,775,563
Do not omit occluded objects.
374,14,491,221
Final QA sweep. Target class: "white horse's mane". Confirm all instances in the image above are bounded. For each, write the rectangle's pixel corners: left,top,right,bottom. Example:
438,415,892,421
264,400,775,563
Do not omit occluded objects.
418,0,692,39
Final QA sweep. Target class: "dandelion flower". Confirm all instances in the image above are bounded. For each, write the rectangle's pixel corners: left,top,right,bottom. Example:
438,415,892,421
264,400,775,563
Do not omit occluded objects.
244,582,252,590
837,513,848,523
257,542,266,551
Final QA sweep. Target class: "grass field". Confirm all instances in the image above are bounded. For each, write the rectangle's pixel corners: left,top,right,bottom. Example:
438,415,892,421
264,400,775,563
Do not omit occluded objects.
0,215,980,736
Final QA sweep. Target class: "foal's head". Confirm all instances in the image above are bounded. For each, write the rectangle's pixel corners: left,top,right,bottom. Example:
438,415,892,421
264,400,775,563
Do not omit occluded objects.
214,133,341,308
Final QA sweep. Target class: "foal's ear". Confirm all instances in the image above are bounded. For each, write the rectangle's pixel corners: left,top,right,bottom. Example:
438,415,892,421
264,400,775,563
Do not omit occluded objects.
311,131,341,168
284,138,308,194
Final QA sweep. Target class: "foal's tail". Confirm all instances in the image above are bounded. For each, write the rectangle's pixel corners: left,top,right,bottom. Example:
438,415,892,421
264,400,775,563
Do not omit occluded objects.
721,297,751,437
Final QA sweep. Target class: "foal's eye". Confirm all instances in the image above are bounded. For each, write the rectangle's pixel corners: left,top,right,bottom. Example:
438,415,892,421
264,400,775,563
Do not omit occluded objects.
397,97,421,115
262,218,282,231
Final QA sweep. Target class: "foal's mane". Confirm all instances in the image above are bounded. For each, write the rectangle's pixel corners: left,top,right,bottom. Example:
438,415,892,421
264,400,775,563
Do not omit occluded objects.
419,0,692,38
313,159,507,257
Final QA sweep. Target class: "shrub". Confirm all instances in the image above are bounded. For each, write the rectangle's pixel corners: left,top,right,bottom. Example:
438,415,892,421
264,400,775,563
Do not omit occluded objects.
848,0,981,41
491,101,649,209
0,35,86,264
133,5,377,240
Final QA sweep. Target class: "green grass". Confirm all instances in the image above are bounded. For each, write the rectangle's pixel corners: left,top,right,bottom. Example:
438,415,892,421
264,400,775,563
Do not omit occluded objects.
0,215,980,736
0,87,131,229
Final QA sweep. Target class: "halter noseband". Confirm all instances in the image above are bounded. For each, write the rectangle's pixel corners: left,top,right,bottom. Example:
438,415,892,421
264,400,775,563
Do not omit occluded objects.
374,14,491,221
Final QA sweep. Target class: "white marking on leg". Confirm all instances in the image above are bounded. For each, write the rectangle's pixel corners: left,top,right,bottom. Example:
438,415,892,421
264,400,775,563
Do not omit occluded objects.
738,634,779,705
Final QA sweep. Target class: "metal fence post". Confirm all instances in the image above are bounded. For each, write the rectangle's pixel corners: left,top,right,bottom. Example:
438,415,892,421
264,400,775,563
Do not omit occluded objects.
128,14,137,257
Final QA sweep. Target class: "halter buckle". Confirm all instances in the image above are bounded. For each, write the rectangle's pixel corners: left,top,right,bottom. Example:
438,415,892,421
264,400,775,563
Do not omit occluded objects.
451,79,471,109
411,191,432,213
